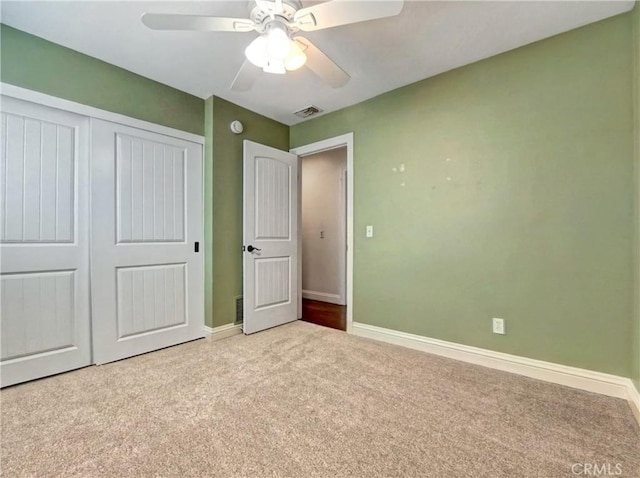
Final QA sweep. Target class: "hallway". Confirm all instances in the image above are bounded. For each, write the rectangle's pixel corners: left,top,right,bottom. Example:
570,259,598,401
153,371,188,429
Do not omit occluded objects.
301,299,346,331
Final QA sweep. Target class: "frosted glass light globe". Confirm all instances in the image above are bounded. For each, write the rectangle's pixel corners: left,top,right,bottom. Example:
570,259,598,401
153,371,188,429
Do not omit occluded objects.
266,24,291,60
245,35,267,68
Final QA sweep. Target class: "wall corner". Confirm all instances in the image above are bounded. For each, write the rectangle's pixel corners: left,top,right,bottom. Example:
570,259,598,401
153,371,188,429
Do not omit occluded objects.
632,1,640,392
204,96,215,328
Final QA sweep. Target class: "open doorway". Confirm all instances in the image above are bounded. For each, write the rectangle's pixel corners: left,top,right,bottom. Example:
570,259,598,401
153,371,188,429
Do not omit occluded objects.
291,133,354,333
300,147,347,330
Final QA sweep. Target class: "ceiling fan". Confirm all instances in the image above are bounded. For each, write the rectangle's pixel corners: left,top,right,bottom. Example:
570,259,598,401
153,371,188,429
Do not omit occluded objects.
141,0,404,92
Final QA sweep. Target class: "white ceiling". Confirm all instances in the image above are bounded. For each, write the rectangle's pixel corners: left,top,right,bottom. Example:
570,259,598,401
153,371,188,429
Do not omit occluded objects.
0,1,634,125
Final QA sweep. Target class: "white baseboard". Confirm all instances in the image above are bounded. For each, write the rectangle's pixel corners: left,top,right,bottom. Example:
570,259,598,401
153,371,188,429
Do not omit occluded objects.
351,322,640,425
203,323,243,341
302,289,344,305
628,381,640,424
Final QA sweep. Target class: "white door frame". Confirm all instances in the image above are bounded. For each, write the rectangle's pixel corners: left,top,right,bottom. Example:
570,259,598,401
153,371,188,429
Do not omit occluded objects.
291,133,354,333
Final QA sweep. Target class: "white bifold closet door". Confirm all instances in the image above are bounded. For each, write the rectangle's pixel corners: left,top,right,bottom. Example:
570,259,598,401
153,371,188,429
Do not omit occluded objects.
0,97,91,387
90,119,204,365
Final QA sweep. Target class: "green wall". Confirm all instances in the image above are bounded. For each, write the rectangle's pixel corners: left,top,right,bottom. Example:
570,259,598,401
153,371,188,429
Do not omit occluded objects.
632,2,640,391
292,14,635,377
207,96,289,327
0,24,204,135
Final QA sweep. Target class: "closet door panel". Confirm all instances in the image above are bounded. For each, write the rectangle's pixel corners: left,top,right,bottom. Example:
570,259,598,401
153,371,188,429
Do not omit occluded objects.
90,119,203,364
0,96,91,387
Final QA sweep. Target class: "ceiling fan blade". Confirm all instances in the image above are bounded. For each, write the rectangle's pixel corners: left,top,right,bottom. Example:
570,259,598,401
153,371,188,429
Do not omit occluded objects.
231,60,261,92
141,13,255,32
294,37,350,88
294,0,404,32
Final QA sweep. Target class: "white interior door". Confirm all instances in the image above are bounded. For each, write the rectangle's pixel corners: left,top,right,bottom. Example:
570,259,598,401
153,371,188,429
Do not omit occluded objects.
243,140,298,334
90,119,204,364
0,96,91,387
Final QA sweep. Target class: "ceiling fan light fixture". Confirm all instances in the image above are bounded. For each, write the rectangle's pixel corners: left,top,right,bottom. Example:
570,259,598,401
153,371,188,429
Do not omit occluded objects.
265,22,291,60
245,35,268,68
246,21,304,74
263,58,287,74
246,35,300,74
285,41,307,71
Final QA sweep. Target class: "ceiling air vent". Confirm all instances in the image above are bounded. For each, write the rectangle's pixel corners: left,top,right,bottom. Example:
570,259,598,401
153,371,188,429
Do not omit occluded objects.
294,105,323,119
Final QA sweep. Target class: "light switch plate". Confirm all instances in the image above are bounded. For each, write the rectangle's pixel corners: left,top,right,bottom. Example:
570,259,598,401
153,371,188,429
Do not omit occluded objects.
366,225,374,238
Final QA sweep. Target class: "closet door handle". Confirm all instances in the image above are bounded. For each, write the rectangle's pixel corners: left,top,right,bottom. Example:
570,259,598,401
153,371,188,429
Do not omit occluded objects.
194,242,199,253
247,245,261,253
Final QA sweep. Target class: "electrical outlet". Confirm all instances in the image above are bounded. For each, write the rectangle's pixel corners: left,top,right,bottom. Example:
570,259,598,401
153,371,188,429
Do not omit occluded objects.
492,318,505,335
366,225,374,238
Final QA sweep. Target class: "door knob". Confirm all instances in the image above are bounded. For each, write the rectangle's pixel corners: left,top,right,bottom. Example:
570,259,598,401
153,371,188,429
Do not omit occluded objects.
247,245,261,253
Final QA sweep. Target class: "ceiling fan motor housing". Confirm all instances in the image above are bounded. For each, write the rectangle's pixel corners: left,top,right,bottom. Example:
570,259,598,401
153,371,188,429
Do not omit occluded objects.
249,0,303,33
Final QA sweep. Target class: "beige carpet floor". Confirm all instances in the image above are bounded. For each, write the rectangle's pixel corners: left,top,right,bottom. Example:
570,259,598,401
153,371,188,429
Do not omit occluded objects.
1,321,639,477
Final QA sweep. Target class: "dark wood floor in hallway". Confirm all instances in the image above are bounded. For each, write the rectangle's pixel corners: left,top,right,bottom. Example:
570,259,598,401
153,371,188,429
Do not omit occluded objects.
301,299,346,331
